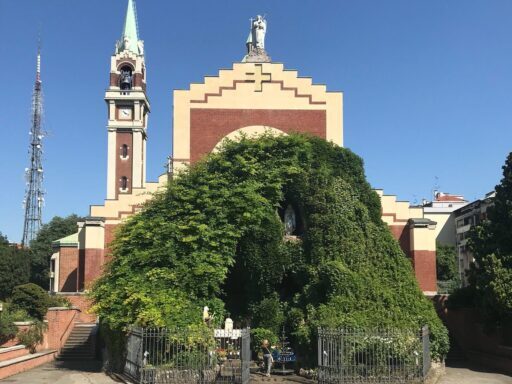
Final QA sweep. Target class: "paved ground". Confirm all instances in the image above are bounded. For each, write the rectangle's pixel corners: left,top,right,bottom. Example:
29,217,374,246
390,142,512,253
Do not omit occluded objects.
3,360,512,384
251,372,314,383
438,362,512,384
0,360,121,384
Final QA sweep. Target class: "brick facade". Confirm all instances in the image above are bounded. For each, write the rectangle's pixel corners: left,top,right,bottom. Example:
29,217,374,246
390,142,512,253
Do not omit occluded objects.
389,224,410,256
410,250,437,292
58,247,79,292
61,295,96,323
115,131,134,197
190,108,326,163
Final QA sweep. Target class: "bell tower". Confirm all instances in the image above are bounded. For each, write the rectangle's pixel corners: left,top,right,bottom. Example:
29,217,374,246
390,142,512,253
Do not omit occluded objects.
105,0,149,199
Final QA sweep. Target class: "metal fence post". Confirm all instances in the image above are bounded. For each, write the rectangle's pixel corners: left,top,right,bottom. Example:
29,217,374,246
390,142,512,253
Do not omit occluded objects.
422,325,431,378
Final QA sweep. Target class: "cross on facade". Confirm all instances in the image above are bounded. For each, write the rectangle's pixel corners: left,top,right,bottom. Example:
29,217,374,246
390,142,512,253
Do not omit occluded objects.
245,64,271,92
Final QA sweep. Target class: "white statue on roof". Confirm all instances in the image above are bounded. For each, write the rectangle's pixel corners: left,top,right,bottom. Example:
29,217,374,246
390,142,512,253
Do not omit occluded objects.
252,15,267,49
243,15,271,63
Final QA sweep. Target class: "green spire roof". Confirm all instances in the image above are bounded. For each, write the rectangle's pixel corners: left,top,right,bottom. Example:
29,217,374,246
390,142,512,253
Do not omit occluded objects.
120,0,141,54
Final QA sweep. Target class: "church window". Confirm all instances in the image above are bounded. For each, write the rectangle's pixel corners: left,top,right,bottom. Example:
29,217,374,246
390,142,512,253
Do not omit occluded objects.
121,144,129,158
121,176,128,190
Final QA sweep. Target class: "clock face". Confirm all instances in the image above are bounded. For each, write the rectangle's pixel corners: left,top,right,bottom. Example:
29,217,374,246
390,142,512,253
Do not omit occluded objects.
119,107,132,120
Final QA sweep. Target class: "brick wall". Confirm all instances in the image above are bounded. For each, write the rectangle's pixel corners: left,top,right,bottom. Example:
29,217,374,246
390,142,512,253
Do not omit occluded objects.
44,308,80,351
83,249,104,289
58,246,79,292
389,224,410,257
116,131,134,197
411,250,437,292
0,346,27,362
0,351,56,380
434,296,512,374
61,295,97,323
190,108,327,163
1,308,80,354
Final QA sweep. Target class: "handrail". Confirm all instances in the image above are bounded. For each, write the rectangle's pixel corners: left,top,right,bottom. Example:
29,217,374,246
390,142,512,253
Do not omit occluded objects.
59,310,79,348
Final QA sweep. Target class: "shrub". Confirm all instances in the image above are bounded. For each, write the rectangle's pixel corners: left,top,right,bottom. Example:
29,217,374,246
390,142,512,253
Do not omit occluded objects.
447,286,476,310
17,320,46,353
251,328,278,356
11,283,50,320
0,312,17,344
249,294,285,336
47,295,72,308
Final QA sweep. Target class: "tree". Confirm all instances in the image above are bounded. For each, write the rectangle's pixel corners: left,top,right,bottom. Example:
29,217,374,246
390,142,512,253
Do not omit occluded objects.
437,245,458,281
29,214,80,289
91,134,448,360
0,240,30,300
469,152,512,325
10,283,51,320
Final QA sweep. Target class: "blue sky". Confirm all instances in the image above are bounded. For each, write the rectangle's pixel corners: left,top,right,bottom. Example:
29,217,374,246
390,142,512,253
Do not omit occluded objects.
1,1,511,242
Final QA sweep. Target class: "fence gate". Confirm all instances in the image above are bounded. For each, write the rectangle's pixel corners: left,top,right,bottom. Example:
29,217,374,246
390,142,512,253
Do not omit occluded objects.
124,327,251,384
317,327,429,384
240,328,251,384
124,327,143,382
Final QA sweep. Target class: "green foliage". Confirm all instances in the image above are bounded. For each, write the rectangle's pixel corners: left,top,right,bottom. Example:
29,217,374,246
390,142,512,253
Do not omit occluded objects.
0,243,30,300
249,294,285,336
446,285,475,310
17,320,47,353
468,152,512,326
0,302,32,345
47,295,72,308
91,134,448,361
436,244,458,281
0,312,17,344
28,214,81,289
251,328,278,355
11,283,50,320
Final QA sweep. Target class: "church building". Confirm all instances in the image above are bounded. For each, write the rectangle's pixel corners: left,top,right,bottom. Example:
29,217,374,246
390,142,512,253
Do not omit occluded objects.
50,0,439,316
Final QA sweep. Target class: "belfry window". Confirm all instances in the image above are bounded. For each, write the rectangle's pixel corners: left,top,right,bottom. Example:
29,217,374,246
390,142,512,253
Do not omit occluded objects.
121,176,128,190
120,66,133,90
121,144,129,158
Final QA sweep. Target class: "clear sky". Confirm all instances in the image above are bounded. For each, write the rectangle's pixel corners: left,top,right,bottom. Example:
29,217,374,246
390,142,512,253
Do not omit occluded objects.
1,0,511,242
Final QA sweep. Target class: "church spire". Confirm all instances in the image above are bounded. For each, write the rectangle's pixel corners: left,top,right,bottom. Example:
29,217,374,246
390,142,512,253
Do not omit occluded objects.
117,0,143,55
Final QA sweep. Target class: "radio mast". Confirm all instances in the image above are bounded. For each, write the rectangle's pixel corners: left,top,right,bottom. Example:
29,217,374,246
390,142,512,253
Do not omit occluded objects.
22,47,45,246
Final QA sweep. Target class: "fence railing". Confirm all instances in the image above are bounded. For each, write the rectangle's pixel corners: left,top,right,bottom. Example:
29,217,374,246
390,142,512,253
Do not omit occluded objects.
318,326,430,384
124,327,251,384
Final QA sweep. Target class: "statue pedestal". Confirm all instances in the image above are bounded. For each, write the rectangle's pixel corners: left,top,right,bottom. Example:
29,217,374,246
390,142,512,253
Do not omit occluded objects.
245,48,271,63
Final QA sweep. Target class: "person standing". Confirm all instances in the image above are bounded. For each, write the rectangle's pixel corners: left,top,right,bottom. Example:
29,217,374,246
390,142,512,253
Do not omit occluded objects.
261,339,273,377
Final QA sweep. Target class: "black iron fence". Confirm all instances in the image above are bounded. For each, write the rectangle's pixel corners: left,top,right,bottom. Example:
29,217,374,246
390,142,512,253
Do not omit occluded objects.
124,327,251,384
318,326,430,384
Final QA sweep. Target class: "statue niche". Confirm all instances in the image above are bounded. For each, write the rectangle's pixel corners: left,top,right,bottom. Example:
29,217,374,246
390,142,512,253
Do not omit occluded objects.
279,203,303,239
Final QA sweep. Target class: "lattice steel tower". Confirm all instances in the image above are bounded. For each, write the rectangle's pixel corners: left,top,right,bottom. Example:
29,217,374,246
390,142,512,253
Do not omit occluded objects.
22,48,45,246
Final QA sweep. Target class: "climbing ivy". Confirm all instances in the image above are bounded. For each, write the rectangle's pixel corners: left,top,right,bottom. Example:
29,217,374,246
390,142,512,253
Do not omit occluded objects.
90,134,448,360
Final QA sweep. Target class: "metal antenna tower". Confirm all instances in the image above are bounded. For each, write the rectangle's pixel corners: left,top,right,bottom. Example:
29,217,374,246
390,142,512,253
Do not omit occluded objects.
22,46,45,246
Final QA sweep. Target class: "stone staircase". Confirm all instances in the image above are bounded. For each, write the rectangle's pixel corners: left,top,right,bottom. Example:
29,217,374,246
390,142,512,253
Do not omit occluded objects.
57,323,97,361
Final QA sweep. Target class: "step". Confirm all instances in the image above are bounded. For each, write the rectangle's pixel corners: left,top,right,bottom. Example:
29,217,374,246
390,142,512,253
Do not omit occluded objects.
56,355,95,361
0,350,56,380
66,339,91,345
57,323,97,361
0,346,28,362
